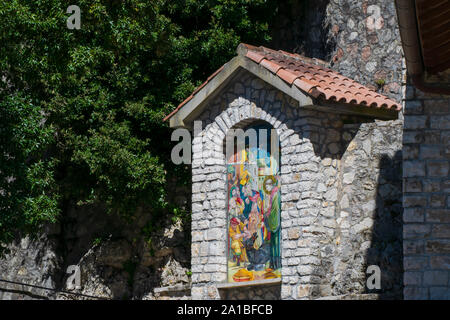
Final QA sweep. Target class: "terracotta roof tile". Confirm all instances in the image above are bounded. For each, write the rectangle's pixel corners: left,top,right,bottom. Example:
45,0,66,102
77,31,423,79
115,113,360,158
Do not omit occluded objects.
245,50,265,64
260,59,283,74
164,43,401,122
276,68,298,85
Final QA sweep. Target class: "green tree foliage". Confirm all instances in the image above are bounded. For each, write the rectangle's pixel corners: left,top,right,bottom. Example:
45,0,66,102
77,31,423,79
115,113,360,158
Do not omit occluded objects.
0,0,277,251
0,95,59,249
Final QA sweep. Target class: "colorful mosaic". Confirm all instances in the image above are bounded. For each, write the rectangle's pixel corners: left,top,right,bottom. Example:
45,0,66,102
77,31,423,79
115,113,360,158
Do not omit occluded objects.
226,126,281,283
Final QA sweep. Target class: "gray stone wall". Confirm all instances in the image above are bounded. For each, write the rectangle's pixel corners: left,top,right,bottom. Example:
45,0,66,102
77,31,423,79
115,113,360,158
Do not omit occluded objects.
271,0,404,104
326,0,404,103
190,70,402,300
402,83,450,300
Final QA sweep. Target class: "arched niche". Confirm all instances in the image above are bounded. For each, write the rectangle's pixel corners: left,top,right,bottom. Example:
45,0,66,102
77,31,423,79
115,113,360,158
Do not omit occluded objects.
224,120,281,283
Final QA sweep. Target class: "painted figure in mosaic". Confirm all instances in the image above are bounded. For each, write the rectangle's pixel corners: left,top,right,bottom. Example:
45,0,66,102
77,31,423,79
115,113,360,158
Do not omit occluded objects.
227,165,236,192
229,217,248,266
263,175,281,270
228,185,244,219
245,203,264,248
240,175,261,221
243,202,270,271
240,174,253,220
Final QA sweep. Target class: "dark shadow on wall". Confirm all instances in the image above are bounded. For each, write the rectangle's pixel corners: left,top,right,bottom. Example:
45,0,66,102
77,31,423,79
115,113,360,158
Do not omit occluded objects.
308,133,403,300
366,151,403,299
271,0,335,61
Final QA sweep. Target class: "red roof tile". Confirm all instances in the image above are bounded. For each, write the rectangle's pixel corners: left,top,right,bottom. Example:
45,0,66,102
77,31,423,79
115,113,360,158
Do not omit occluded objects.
164,43,401,122
241,44,401,110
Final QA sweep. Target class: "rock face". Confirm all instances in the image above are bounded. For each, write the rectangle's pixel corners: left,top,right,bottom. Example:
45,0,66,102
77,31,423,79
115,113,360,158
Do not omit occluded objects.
0,199,191,300
271,0,333,60
0,228,61,300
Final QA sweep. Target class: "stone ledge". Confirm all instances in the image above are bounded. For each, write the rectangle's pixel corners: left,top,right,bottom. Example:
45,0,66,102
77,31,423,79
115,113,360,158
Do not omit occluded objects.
216,278,281,290
153,283,191,294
